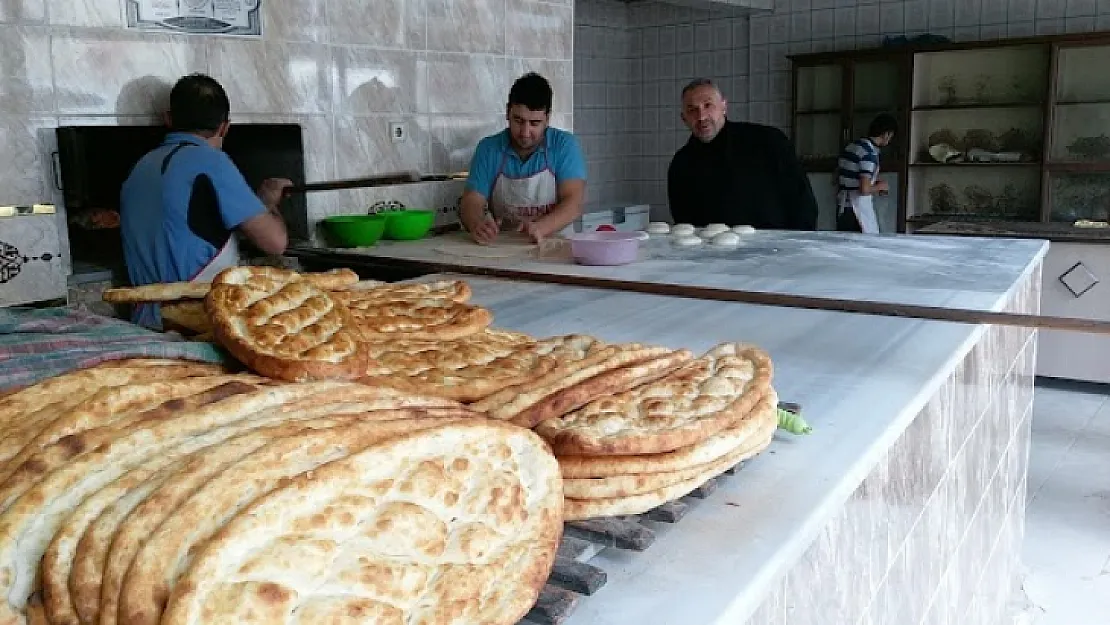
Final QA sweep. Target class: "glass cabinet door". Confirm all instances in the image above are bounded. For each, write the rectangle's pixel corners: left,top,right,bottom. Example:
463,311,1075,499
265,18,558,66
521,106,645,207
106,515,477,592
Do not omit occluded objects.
1050,45,1110,165
851,60,903,166
794,63,844,168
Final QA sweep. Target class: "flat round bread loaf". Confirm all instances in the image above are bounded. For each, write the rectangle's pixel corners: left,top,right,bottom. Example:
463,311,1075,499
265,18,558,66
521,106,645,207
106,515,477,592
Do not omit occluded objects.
160,301,212,335
159,421,562,625
118,418,476,625
535,343,773,456
562,414,776,521
470,340,692,428
338,294,492,341
101,269,360,304
331,279,472,304
206,266,370,382
359,329,561,401
557,390,777,478
561,398,777,499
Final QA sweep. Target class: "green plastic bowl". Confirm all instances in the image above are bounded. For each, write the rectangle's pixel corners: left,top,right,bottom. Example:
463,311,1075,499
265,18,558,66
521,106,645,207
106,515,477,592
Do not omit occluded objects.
322,214,387,247
383,209,435,241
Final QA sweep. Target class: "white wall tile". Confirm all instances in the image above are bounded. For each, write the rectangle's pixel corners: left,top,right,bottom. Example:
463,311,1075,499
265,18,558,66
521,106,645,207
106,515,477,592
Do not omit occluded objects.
1066,0,1098,16
1009,0,1037,21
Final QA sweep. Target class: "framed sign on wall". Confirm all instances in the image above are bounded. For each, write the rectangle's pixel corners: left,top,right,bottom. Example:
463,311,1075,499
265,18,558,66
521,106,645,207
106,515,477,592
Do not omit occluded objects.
125,0,262,37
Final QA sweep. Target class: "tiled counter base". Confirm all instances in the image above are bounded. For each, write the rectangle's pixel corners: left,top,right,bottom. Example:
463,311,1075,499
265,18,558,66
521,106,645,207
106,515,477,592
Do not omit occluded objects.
748,263,1042,625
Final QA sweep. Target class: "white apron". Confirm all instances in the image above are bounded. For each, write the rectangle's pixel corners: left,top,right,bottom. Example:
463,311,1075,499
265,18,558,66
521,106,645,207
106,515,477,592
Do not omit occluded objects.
488,148,559,226
838,164,881,234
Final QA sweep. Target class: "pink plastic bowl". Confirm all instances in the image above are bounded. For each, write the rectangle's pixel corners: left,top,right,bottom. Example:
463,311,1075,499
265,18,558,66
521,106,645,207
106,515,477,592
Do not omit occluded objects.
566,231,646,266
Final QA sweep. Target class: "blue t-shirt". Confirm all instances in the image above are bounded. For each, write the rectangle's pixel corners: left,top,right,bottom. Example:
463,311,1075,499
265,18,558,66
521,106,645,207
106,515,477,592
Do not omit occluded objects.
120,132,266,327
464,127,587,199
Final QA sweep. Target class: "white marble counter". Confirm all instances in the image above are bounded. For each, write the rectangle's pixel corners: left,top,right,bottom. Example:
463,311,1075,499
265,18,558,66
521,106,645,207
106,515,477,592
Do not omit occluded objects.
294,230,1049,311
435,268,1038,625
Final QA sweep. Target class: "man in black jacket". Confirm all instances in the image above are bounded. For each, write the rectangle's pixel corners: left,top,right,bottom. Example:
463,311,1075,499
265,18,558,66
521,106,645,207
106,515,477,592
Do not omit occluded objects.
667,78,818,230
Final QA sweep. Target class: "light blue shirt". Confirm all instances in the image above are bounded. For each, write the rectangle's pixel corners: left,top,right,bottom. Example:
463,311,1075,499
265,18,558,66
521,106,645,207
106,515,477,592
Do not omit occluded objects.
120,132,266,328
464,127,587,198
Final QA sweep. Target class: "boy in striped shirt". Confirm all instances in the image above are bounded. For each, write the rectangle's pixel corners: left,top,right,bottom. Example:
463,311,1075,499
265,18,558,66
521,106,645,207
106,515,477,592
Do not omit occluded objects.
836,113,898,233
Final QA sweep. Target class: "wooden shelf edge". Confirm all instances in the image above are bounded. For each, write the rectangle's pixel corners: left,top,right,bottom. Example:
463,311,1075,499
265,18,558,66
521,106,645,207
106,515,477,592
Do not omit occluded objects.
911,102,1044,112
909,161,1040,167
1045,162,1110,173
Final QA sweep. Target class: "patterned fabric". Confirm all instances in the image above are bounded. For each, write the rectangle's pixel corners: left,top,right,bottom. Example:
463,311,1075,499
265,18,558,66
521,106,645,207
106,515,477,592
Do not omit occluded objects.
0,306,227,392
837,138,879,194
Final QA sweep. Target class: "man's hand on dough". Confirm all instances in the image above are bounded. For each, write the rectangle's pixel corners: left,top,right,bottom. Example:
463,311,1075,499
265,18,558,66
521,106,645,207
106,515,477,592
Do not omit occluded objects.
471,217,501,245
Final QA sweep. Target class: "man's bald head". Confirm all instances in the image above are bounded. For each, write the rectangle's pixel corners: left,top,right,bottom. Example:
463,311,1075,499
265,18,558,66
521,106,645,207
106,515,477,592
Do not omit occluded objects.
680,78,728,143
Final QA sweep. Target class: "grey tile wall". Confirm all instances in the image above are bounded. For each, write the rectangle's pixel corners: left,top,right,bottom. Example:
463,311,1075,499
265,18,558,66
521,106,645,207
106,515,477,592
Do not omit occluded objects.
0,0,575,250
745,261,1042,624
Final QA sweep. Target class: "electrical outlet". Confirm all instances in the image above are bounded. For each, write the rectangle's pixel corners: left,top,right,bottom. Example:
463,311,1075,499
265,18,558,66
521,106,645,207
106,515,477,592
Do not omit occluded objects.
390,122,406,143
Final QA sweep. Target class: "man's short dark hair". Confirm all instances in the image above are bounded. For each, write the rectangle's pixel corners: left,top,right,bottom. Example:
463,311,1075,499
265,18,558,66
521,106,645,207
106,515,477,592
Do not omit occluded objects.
681,77,721,98
508,73,553,113
169,73,231,134
867,113,898,138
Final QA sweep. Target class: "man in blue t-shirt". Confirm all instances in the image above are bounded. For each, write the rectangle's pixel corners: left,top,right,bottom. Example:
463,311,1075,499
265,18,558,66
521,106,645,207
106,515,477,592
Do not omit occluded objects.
120,74,290,328
836,113,897,233
459,73,587,244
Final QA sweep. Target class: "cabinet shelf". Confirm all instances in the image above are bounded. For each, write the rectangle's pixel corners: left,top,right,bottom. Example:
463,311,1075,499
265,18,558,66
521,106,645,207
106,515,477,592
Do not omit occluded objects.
1046,162,1110,173
1056,99,1110,106
911,102,1043,112
795,108,841,115
910,161,1040,167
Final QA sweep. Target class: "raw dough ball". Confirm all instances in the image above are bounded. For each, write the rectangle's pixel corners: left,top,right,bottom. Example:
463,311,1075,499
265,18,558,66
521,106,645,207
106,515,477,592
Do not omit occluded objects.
702,223,730,237
732,225,756,234
673,235,703,247
646,222,671,234
671,224,696,236
710,232,741,248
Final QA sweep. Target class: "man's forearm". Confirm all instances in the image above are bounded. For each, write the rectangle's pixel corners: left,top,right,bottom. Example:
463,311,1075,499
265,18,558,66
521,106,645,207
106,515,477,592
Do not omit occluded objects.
459,195,488,231
535,198,582,238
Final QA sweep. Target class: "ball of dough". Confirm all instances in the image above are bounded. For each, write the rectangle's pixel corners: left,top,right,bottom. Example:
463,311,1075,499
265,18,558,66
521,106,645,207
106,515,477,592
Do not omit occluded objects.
671,224,696,236
710,232,741,248
702,223,730,237
646,222,671,234
732,225,756,234
673,235,703,247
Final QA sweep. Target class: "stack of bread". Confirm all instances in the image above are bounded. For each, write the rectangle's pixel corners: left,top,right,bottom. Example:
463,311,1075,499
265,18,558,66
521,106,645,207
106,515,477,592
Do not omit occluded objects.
48,266,789,623
534,343,778,520
0,361,562,625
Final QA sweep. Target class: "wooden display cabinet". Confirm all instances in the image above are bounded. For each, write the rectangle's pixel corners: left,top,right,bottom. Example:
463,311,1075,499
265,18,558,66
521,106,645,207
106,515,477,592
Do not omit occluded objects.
790,32,1110,235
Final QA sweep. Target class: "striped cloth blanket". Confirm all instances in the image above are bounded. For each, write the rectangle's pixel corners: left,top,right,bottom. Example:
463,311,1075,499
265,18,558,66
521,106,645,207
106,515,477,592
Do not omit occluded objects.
0,306,227,393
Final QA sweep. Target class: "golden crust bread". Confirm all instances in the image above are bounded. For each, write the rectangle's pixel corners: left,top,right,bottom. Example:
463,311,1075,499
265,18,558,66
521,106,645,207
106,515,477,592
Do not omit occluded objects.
159,302,212,336
101,269,361,304
0,379,266,514
358,329,593,402
331,278,472,303
81,388,472,625
0,362,225,436
0,383,332,625
558,390,778,479
470,342,688,427
509,349,694,429
561,396,778,499
535,343,774,456
0,381,427,624
117,417,477,625
333,292,492,341
206,266,370,382
159,421,562,625
561,428,770,521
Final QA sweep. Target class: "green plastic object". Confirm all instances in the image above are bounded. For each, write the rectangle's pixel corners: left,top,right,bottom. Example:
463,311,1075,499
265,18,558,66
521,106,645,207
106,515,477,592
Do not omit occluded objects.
321,214,387,248
383,209,435,241
777,408,813,435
